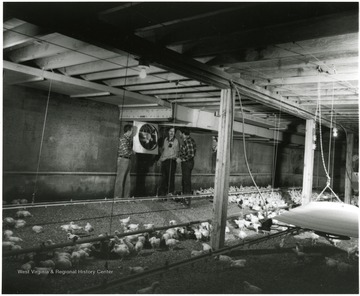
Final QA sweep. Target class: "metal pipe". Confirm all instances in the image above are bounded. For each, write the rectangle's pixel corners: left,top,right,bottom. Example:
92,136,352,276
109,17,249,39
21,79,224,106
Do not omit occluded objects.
3,187,300,211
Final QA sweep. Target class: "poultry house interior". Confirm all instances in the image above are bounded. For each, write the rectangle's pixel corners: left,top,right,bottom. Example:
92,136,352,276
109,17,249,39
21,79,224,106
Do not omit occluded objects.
2,2,359,294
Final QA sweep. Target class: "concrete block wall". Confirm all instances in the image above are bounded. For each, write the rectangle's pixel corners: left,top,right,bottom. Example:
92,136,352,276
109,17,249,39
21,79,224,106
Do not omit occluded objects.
3,84,323,202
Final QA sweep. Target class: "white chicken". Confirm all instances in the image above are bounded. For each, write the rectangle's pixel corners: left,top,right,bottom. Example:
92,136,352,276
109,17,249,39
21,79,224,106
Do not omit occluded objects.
237,230,247,240
149,237,160,250
143,223,154,230
202,243,212,253
7,236,23,243
21,261,34,271
310,232,320,245
136,281,160,294
217,255,233,263
69,222,82,231
4,217,16,227
14,219,26,228
127,224,139,231
191,250,204,257
32,226,44,233
135,241,144,254
230,259,246,268
234,218,246,230
112,244,130,259
60,224,72,232
194,229,202,241
84,222,94,233
137,235,146,244
71,251,81,267
2,241,15,250
15,210,32,218
3,230,13,238
119,216,130,225
243,281,263,294
165,238,179,250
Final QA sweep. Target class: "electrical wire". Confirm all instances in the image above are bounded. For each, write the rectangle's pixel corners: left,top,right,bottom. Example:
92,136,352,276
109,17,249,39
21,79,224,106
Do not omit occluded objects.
31,75,53,204
315,78,342,203
230,81,269,218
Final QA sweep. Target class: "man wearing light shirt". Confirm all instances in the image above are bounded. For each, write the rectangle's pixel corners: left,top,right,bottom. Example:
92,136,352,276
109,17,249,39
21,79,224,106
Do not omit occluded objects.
159,127,179,197
177,128,196,205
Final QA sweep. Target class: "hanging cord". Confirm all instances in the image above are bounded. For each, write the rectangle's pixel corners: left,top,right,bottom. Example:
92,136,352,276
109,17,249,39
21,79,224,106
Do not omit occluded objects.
31,76,53,204
230,81,268,218
108,53,131,239
327,82,335,176
166,83,179,197
271,111,281,190
315,79,342,203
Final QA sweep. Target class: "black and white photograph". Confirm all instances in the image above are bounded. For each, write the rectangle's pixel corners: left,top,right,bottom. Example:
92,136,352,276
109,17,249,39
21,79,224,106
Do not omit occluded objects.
1,1,359,294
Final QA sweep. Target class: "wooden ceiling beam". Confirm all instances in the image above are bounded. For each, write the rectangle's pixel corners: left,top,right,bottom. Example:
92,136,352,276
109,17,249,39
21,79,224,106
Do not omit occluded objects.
140,86,217,95
58,56,139,76
3,22,48,48
156,92,220,99
34,45,120,70
3,61,171,108
6,34,84,63
81,66,165,81
104,72,187,87
230,65,358,81
125,80,203,91
248,73,358,86
214,51,358,69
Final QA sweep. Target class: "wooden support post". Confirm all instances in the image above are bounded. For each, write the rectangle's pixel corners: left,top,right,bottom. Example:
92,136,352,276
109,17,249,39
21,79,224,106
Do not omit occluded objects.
210,89,234,250
344,133,354,204
302,119,316,205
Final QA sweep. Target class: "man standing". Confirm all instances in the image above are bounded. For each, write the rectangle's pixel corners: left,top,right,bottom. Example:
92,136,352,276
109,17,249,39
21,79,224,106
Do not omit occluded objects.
114,124,134,199
177,128,196,206
158,127,179,198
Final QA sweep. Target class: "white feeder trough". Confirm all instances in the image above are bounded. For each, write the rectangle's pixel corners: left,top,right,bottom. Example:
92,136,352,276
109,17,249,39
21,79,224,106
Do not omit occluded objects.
275,202,359,238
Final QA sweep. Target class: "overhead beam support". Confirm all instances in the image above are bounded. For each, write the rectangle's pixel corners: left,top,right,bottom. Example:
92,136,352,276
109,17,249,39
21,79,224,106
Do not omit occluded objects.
175,105,304,145
301,119,316,204
211,89,233,250
344,133,354,204
3,61,170,108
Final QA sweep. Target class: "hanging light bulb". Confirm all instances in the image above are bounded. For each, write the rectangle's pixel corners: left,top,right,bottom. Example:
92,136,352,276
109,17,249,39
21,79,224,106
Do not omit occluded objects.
333,127,338,137
139,67,147,79
138,58,149,79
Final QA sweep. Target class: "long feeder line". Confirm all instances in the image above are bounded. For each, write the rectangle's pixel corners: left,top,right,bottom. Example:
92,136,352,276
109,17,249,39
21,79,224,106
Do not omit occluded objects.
74,227,299,294
3,187,301,210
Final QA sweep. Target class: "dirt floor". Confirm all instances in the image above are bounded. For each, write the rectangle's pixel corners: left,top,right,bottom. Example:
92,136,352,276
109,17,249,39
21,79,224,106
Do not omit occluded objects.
2,196,359,294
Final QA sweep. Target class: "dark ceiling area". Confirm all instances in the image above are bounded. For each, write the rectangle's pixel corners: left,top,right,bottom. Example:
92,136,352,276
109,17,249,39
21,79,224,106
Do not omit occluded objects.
3,2,359,135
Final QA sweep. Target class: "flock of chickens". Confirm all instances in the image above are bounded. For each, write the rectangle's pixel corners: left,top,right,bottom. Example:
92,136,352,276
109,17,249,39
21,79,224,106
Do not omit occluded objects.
2,187,359,294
